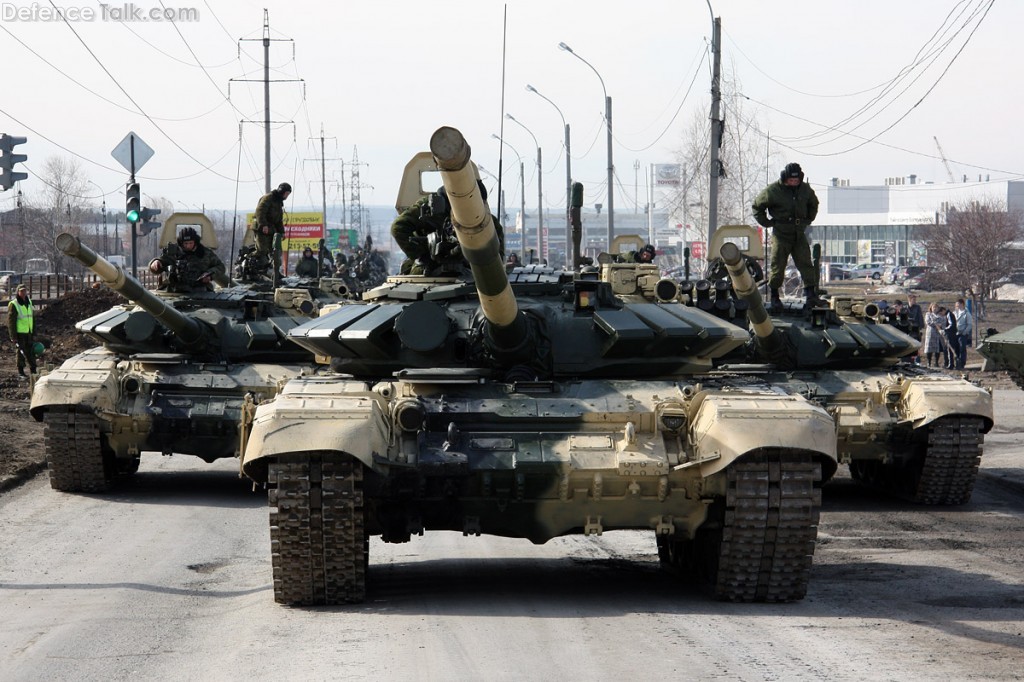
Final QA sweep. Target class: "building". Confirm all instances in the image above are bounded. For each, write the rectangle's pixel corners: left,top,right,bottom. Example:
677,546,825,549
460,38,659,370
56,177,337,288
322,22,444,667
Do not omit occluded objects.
809,176,1024,267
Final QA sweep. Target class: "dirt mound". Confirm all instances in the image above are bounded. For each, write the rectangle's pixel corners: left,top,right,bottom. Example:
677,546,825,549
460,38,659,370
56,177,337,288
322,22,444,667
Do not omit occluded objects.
36,287,123,363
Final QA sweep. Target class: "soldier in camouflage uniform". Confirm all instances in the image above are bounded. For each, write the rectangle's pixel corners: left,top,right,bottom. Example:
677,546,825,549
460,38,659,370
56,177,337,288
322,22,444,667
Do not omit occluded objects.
752,162,822,312
391,184,504,275
149,227,226,293
252,182,292,281
615,244,656,264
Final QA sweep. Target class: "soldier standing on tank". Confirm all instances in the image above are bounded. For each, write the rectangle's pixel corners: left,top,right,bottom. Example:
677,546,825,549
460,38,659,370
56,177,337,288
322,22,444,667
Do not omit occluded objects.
149,227,226,293
252,182,292,283
7,284,37,378
753,162,821,313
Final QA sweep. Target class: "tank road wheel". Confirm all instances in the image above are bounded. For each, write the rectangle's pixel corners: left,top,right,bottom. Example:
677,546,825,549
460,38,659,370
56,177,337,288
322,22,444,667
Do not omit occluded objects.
704,451,822,602
905,416,984,505
43,408,115,493
268,452,366,606
848,460,884,486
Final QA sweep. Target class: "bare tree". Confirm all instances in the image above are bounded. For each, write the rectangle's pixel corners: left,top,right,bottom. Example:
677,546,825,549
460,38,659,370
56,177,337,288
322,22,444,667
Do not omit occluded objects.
26,156,90,275
922,198,1023,297
666,63,773,240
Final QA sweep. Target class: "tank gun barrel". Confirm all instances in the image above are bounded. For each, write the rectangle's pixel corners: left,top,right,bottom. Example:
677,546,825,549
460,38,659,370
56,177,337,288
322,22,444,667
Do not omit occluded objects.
55,232,206,348
429,126,530,354
720,242,783,357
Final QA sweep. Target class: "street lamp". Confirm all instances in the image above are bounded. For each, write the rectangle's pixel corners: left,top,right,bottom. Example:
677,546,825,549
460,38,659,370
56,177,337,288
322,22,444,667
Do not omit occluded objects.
87,180,108,256
505,114,543,262
526,84,572,266
559,41,613,248
491,134,526,239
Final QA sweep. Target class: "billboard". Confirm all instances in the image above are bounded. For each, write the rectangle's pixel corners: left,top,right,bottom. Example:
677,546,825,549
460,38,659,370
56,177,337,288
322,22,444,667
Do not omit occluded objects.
245,212,325,252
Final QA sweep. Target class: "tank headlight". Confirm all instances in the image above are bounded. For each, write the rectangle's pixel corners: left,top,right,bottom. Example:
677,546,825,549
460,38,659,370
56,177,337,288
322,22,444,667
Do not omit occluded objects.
661,415,686,432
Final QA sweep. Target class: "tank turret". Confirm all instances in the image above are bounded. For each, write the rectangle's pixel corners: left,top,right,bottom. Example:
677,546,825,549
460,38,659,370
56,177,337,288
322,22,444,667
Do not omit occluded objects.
31,233,343,494
56,233,207,350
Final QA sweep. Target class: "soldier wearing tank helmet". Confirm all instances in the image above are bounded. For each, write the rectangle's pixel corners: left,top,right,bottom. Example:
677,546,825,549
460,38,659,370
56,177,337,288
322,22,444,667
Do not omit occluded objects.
149,226,226,293
252,181,292,281
752,162,821,312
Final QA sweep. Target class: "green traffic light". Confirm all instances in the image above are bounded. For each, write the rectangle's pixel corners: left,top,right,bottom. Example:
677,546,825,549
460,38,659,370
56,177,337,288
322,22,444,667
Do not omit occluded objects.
126,208,140,222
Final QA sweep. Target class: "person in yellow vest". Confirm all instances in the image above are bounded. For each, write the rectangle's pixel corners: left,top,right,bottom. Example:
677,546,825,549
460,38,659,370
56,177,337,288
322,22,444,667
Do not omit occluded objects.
7,284,36,377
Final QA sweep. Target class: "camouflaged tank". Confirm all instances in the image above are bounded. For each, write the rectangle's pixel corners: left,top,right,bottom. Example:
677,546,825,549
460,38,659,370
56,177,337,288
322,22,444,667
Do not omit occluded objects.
31,217,349,493
978,325,1024,389
702,227,992,505
239,127,838,606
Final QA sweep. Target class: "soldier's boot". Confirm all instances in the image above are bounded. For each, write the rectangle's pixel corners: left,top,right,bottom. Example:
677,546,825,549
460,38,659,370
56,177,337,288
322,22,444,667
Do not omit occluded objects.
769,288,784,314
18,367,26,378
803,286,826,310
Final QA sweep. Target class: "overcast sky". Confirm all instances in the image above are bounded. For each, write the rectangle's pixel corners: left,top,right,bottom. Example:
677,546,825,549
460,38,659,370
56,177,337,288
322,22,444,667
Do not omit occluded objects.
0,0,1014,221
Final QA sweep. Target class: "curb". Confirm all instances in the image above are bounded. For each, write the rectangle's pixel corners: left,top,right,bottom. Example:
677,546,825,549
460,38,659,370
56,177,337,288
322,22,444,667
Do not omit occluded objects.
0,460,48,493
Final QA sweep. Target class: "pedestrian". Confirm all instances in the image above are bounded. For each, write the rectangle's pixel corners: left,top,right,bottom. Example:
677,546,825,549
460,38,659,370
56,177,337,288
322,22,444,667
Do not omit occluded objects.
251,182,292,283
922,302,944,367
954,297,974,369
752,162,822,312
941,305,959,369
149,227,226,293
7,284,37,378
905,293,924,363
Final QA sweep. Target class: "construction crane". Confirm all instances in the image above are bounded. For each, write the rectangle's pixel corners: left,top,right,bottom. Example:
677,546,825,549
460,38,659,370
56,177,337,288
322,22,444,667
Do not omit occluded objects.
933,136,955,183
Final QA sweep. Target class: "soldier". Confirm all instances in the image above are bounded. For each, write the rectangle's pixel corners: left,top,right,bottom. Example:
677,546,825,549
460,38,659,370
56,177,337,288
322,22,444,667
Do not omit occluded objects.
391,183,504,275
149,227,226,293
753,162,821,312
252,182,292,280
295,246,319,278
615,244,656,264
7,284,36,377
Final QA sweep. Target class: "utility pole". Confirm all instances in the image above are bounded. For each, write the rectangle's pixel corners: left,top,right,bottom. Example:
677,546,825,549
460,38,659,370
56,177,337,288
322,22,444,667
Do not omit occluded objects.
348,146,369,241
235,10,301,192
707,15,723,246
633,160,640,214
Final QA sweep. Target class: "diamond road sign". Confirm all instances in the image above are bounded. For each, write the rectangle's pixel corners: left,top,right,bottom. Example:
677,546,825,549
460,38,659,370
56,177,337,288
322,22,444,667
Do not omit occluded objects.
111,131,154,173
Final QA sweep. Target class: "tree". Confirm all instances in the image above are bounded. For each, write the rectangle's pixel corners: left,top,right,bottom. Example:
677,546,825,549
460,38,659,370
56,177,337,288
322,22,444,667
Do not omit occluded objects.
922,198,1023,297
665,63,774,241
26,156,90,276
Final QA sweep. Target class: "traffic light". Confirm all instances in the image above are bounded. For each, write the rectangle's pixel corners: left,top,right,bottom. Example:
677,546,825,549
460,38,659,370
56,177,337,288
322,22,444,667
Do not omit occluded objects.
138,207,162,236
0,134,28,191
125,181,141,222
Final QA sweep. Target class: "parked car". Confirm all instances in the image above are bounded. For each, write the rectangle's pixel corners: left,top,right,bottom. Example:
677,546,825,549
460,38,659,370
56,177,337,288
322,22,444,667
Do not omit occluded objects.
844,262,888,280
0,271,15,295
903,270,950,291
890,265,931,285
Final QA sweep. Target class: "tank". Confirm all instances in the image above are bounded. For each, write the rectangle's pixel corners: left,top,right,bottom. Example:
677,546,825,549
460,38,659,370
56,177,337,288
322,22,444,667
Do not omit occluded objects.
30,229,346,493
239,127,838,606
977,325,1024,389
710,230,992,505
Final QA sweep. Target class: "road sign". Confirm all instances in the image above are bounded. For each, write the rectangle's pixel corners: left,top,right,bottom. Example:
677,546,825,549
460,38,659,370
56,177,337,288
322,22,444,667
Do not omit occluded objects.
111,132,154,173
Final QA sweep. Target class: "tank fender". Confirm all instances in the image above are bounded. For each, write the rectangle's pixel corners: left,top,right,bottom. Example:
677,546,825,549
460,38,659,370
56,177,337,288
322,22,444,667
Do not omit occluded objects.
241,383,390,483
29,348,120,421
688,391,838,479
899,377,994,432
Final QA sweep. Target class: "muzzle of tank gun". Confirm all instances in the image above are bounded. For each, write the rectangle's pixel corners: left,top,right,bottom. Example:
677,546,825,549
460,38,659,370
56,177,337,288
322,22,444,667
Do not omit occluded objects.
851,302,881,318
654,278,679,303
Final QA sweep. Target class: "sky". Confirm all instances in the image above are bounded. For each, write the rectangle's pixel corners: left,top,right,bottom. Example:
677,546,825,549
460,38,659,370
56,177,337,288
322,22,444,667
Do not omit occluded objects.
0,0,1017,225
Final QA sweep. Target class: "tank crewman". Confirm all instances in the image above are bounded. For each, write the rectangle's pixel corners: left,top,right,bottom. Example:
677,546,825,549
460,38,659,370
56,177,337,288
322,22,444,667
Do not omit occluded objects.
149,226,226,293
7,284,36,377
295,246,319,278
252,182,292,280
391,183,505,275
752,162,821,312
615,244,656,264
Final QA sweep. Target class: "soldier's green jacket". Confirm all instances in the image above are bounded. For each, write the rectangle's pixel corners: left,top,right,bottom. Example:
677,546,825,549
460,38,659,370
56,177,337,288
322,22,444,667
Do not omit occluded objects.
752,181,819,233
254,190,286,234
391,197,506,262
154,243,226,292
295,256,319,278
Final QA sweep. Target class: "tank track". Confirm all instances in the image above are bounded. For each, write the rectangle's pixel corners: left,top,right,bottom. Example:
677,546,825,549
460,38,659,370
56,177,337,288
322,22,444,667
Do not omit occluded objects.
43,408,114,493
849,416,983,505
268,453,366,606
659,451,822,602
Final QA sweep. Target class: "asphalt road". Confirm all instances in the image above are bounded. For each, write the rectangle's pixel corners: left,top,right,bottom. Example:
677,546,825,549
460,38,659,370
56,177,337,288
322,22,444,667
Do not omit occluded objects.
1,391,1022,681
